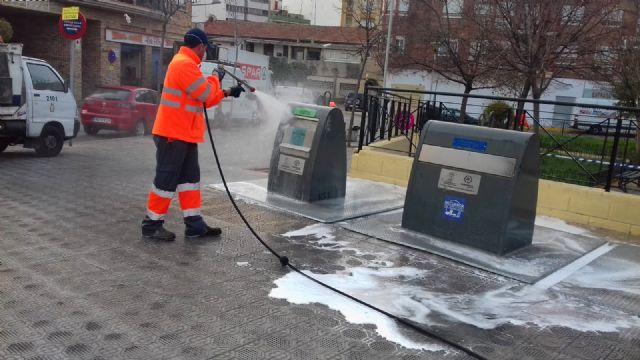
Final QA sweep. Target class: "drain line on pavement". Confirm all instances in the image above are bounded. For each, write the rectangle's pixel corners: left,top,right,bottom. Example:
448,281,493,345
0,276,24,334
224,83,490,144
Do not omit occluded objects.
203,106,487,360
534,242,616,289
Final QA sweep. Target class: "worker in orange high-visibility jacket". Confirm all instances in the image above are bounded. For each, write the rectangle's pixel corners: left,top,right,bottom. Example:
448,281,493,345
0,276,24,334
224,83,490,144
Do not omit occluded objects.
142,28,245,241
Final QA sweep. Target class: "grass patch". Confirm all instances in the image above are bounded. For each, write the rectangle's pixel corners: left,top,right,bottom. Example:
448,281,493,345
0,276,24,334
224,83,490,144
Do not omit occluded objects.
540,134,637,160
540,156,605,186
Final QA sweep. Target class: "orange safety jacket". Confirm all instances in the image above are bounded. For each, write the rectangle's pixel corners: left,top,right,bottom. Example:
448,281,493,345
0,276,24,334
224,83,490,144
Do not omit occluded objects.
152,46,225,143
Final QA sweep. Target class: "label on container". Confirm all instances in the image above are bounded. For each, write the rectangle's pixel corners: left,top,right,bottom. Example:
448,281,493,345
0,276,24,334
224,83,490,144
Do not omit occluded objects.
290,127,307,146
438,168,481,195
443,196,466,222
278,154,305,175
452,138,488,153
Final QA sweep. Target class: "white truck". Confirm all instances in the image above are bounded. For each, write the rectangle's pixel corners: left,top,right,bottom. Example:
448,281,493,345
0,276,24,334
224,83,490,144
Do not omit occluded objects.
571,97,636,135
200,47,272,127
0,43,79,156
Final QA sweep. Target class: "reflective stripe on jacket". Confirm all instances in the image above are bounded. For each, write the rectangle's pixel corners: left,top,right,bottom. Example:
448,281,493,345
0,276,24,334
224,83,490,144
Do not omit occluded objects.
152,46,225,143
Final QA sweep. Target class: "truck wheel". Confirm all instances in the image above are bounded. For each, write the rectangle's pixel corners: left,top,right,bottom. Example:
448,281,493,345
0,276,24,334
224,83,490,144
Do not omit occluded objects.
0,140,9,153
84,125,99,135
35,126,64,157
589,125,603,135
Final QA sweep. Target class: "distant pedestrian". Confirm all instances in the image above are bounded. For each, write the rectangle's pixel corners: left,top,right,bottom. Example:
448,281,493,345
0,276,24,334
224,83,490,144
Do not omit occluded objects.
141,28,245,241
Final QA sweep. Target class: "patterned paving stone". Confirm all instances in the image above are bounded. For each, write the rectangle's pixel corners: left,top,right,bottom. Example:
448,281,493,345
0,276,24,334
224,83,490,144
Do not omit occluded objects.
1,134,639,359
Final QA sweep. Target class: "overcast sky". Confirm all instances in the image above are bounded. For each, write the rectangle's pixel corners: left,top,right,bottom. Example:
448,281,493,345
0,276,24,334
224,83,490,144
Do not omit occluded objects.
281,0,342,26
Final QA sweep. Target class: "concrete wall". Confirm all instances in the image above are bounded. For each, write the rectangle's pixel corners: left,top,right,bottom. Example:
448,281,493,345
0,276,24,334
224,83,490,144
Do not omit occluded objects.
350,143,640,236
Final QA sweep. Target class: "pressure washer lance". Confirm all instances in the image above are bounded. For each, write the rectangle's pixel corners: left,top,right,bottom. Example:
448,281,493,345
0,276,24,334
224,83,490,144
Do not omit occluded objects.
218,65,256,93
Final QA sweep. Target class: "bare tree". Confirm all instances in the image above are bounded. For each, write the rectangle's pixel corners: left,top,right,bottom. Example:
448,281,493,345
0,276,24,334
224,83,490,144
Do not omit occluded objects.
482,0,620,132
398,0,498,122
342,0,384,143
596,24,640,160
157,0,183,91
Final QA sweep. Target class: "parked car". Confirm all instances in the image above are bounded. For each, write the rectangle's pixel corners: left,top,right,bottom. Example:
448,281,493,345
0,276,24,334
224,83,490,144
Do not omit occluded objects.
441,108,479,125
80,86,158,136
345,92,364,111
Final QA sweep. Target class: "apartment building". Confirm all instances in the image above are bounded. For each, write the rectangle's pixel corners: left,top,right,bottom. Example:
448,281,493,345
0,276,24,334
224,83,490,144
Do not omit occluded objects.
204,19,365,97
193,0,270,23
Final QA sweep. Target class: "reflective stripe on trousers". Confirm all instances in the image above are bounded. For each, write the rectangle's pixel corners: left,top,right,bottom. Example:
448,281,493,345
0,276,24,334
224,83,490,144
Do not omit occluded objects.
177,182,201,218
147,186,174,220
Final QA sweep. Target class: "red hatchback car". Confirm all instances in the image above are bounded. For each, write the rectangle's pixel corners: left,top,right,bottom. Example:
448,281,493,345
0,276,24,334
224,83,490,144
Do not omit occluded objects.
81,86,159,136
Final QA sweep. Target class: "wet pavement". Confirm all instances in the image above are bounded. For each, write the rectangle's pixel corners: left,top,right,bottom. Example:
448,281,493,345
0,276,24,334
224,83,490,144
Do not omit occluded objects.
1,130,639,359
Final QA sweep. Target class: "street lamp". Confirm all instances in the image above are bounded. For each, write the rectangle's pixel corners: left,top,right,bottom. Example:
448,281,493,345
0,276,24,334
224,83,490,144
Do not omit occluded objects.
383,0,395,88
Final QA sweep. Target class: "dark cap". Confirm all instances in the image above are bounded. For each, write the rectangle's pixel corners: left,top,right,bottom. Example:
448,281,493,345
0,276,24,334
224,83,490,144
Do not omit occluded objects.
184,28,214,49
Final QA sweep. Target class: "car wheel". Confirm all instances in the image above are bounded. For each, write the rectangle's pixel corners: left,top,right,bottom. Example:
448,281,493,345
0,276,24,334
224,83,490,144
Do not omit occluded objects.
132,120,146,137
35,125,64,157
0,139,9,153
84,125,99,135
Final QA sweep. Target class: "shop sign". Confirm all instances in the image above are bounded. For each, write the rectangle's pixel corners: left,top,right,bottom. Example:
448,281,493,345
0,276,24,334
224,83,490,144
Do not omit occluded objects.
106,29,172,49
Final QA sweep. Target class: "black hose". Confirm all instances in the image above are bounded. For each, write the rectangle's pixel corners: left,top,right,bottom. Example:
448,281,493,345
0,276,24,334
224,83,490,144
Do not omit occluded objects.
203,104,487,360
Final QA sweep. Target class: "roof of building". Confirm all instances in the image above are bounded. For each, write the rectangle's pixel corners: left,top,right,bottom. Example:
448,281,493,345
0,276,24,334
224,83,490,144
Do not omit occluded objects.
204,20,365,45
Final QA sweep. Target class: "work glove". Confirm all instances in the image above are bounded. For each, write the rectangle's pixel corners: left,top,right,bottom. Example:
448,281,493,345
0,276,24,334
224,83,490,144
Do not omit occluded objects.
225,84,245,98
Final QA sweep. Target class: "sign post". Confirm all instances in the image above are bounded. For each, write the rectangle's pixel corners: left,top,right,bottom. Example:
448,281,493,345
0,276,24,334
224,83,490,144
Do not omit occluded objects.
58,8,87,95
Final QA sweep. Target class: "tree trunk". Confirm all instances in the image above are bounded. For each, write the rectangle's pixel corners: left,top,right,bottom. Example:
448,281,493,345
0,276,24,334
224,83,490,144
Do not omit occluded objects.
459,84,472,124
531,85,542,134
348,56,368,147
514,80,531,129
157,22,168,92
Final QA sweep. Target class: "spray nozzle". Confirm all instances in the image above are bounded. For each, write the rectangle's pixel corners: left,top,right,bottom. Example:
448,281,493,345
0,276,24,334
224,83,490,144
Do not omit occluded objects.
219,66,256,93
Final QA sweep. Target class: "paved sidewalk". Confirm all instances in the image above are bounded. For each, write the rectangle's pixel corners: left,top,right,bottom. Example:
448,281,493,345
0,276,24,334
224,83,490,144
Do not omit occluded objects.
1,135,639,359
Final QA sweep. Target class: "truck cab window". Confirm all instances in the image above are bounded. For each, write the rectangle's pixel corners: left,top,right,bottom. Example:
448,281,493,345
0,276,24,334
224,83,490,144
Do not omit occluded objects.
26,63,65,92
0,54,9,77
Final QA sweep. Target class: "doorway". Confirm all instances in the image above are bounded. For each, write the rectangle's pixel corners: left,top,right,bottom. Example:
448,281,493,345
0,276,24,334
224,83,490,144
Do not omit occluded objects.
120,44,143,86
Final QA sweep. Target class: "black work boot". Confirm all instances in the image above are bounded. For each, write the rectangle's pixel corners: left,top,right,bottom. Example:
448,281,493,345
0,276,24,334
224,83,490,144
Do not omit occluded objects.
184,215,222,239
142,216,176,241
143,227,177,241
185,224,222,239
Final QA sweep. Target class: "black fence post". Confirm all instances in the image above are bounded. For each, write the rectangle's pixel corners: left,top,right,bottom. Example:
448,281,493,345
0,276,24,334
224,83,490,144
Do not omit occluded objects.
388,100,396,140
357,84,369,152
605,116,624,192
380,97,389,142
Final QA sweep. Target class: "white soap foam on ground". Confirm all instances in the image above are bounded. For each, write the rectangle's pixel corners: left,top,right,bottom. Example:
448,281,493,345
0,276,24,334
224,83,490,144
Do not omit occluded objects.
535,216,592,236
282,224,388,259
283,224,336,242
236,262,250,267
270,267,444,352
270,265,640,348
561,257,640,295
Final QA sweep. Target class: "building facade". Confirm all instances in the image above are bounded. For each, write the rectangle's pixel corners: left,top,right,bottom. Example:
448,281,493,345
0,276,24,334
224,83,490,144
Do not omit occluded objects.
0,0,192,101
192,0,270,23
340,0,384,27
204,20,365,97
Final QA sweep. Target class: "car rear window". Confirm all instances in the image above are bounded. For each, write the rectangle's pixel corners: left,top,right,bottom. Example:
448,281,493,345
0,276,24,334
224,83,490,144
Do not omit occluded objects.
90,88,130,101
